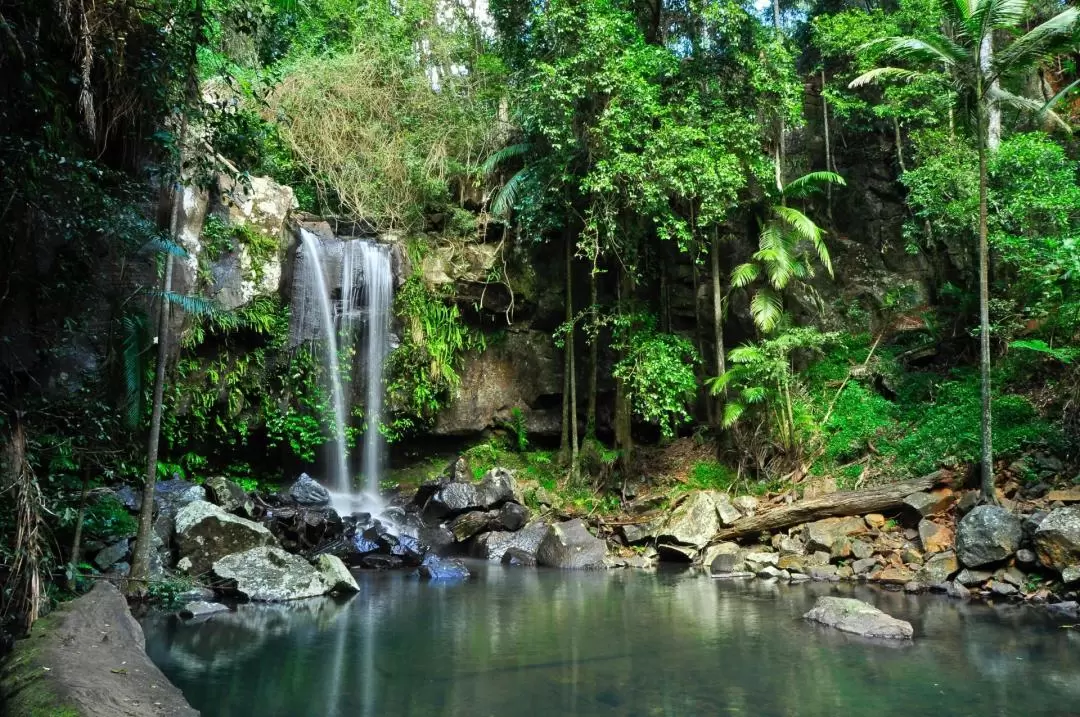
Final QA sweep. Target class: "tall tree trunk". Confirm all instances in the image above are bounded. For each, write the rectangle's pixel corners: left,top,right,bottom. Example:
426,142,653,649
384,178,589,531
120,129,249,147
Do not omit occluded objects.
822,69,834,220
692,245,713,425
892,116,907,173
586,255,598,439
66,469,92,591
980,33,1001,151
977,84,996,504
711,229,726,425
614,267,633,477
560,233,572,461
773,0,784,191
562,231,579,474
3,418,44,635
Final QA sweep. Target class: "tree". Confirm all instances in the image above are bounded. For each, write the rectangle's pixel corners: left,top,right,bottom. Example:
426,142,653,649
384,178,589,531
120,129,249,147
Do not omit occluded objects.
731,172,846,333
850,0,1079,503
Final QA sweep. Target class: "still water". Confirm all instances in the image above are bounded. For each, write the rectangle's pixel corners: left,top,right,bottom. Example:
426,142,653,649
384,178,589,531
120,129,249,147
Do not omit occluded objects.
142,564,1080,717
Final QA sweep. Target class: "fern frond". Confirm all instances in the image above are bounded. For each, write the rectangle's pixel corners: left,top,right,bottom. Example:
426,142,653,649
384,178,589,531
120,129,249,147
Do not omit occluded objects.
481,143,531,175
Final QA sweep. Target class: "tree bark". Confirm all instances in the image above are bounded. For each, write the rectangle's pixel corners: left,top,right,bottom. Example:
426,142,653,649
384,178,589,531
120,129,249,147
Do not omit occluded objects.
586,254,598,439
560,232,572,461
710,229,726,424
66,469,92,591
712,471,948,541
773,0,784,191
822,69,833,220
980,33,1001,151
977,84,995,504
893,116,907,173
692,245,713,425
614,266,633,476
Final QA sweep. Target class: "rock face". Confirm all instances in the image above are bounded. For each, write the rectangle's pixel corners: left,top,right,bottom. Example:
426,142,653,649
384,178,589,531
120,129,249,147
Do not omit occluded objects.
803,597,914,639
536,519,607,569
0,582,198,716
956,505,1022,567
1033,506,1080,575
175,500,277,576
471,522,550,561
658,491,719,549
214,546,331,601
426,468,517,518
315,554,360,593
205,476,255,517
289,473,332,507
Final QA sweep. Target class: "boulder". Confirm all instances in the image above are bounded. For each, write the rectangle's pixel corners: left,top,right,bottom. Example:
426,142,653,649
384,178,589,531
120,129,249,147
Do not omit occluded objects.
93,539,130,571
991,580,1018,597
214,546,330,601
705,543,743,574
903,488,955,517
744,552,779,570
808,565,840,581
714,493,742,526
205,476,255,517
116,478,201,517
1063,566,1080,584
496,502,530,531
175,500,277,576
476,468,517,508
918,518,953,554
502,548,537,567
417,556,471,581
289,473,331,507
803,597,913,639
956,568,993,586
852,557,879,576
450,511,492,542
658,491,719,549
732,495,759,516
802,516,868,553
179,601,230,620
955,505,1022,567
1033,506,1080,575
536,519,607,569
316,554,360,593
915,551,959,586
875,566,915,585
471,522,550,561
947,580,971,600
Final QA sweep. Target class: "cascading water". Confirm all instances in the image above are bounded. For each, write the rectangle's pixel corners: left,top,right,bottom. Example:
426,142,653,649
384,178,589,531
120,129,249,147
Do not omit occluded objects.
295,228,393,513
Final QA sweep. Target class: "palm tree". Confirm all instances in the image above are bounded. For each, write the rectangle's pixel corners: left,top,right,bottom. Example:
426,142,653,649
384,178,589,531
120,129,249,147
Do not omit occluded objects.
731,171,845,333
850,0,1079,504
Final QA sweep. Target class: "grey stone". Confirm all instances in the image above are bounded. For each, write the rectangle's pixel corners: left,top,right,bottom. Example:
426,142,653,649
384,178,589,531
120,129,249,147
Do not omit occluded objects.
289,473,331,507
204,476,255,517
757,566,783,579
449,511,491,542
744,551,779,569
496,502,530,532
658,543,699,562
809,565,840,581
178,601,230,619
802,517,867,552
956,568,993,586
946,580,971,600
850,539,875,560
94,539,130,571
904,491,952,516
1033,506,1080,575
710,552,740,575
1016,548,1037,564
777,569,791,581
956,505,1022,567
957,491,980,514
915,551,959,585
732,495,759,516
471,522,550,562
476,468,517,508
990,580,1018,597
536,519,607,570
788,572,810,582
316,554,360,593
658,491,719,549
803,597,913,639
714,493,742,526
175,500,277,576
502,548,537,567
213,546,329,601
1063,566,1080,584
778,536,806,556
999,566,1026,588
1046,601,1079,618
852,558,879,575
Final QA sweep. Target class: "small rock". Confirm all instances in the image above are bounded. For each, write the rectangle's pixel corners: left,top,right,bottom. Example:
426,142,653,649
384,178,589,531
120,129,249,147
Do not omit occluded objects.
904,488,955,517
711,571,755,580
904,581,924,593
830,537,854,560
876,566,915,585
956,505,1022,567
837,565,854,580
777,569,791,580
918,519,954,554
178,601,229,620
903,528,920,542
1047,488,1080,503
803,597,913,639
732,496,759,516
288,473,331,507
745,551,779,569
852,557,879,575
1063,566,1080,584
946,580,971,600
778,535,806,556
1015,548,1037,564
999,566,1026,588
789,572,811,582
808,551,832,566
956,568,993,586
778,555,806,572
956,491,980,515
714,493,742,526
710,552,740,574
315,554,360,594
471,522,549,562
864,514,886,530
808,565,839,581
757,566,783,579
94,540,130,571
449,511,490,542
502,547,537,567
204,476,255,517
417,556,470,581
900,547,924,565
803,517,868,552
915,551,959,585
659,491,720,549
850,539,874,560
990,580,1018,597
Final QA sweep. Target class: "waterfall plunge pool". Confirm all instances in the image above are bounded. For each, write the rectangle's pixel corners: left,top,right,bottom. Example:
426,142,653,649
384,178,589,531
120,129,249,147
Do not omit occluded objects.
142,564,1080,717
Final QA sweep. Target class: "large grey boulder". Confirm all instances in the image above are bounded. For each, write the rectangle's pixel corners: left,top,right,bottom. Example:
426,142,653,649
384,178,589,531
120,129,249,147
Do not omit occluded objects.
175,500,277,576
956,505,1022,567
289,473,331,507
449,511,492,541
803,597,914,639
471,522,550,561
476,468,516,507
213,546,330,601
315,554,360,594
658,491,719,549
428,469,518,518
205,476,255,517
536,519,607,569
1033,506,1080,576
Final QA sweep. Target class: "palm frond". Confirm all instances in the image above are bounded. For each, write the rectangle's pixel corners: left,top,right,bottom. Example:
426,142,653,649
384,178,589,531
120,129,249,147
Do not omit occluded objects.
773,206,824,246
973,0,1028,36
141,237,190,258
707,369,739,393
730,262,760,288
993,7,1080,76
721,401,745,428
742,386,767,404
990,87,1072,132
120,312,148,430
155,291,235,325
871,36,969,67
728,345,765,364
783,171,846,198
491,168,530,218
750,289,784,333
480,143,531,175
849,66,927,89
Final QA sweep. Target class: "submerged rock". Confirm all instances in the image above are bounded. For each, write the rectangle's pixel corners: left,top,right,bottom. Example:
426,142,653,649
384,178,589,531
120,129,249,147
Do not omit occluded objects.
536,519,607,569
1033,506,1080,576
288,473,331,507
213,546,330,601
502,547,537,567
956,505,1022,567
315,554,360,594
417,555,471,581
179,601,230,620
803,597,914,639
175,500,277,576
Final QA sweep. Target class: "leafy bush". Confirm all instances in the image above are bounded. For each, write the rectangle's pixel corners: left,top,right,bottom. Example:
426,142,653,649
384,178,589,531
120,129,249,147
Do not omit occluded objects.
684,461,736,492
82,496,137,541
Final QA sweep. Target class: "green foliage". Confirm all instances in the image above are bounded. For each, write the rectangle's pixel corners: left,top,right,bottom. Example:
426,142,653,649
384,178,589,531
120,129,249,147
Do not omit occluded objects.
611,314,699,439
147,575,197,610
503,408,529,453
80,497,137,542
684,461,737,493
199,215,280,284
1010,339,1078,365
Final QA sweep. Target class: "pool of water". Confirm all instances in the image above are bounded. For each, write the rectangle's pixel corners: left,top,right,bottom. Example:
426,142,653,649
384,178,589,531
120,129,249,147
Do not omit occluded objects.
142,564,1080,717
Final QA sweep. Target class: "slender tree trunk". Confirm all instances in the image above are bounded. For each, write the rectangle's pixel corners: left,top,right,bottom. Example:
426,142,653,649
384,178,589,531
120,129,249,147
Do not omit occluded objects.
773,0,784,192
893,116,907,173
822,69,833,220
711,229,726,425
977,85,996,504
562,231,579,474
980,33,1001,151
614,267,633,476
560,233,572,461
66,469,92,591
586,255,598,439
692,246,713,425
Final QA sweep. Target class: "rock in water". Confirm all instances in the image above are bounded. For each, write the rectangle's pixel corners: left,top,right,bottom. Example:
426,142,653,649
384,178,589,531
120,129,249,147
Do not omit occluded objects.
205,476,255,517
417,556,471,581
496,502,530,531
175,500,277,576
214,546,331,601
536,519,607,569
179,601,230,620
502,547,537,567
289,473,331,507
803,597,914,639
802,516,868,553
471,522,550,561
1033,506,1080,575
658,491,718,549
316,554,360,593
915,551,959,586
956,505,1022,567
450,510,491,542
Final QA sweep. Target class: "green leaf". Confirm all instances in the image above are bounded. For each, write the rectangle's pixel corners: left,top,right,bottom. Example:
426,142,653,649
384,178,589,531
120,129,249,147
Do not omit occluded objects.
750,289,784,332
730,263,760,288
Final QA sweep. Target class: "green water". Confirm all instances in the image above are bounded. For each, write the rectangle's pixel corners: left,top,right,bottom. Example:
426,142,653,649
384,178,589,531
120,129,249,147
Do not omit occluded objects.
142,564,1080,716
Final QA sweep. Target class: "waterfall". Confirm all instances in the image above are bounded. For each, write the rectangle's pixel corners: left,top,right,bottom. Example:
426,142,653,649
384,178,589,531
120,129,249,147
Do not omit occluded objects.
298,229,350,495
294,229,393,510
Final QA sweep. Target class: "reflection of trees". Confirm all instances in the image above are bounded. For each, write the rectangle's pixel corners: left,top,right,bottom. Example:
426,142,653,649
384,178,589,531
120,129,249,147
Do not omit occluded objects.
144,568,1080,717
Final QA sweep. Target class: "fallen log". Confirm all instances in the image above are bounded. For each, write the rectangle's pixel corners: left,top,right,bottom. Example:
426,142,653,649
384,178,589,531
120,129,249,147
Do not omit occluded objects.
712,470,950,542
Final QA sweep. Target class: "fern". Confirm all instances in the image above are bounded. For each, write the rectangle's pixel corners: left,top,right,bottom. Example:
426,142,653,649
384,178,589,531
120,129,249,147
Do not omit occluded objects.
120,312,148,429
1010,339,1077,364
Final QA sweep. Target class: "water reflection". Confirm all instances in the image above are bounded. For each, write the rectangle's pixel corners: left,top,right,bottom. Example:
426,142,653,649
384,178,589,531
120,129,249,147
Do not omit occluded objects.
143,565,1080,717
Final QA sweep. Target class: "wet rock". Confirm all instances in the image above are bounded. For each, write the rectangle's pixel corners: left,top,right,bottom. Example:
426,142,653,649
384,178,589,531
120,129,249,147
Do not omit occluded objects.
808,565,840,581
289,473,331,507
918,519,954,554
418,525,455,554
658,491,719,549
449,511,491,542
745,552,779,570
179,601,230,620
990,580,1018,597
956,568,993,586
802,516,868,553
1046,601,1079,618
709,551,741,575
536,519,607,569
658,543,698,562
417,555,470,581
803,597,913,639
915,551,959,585
471,522,550,561
175,500,277,576
903,488,955,517
757,566,783,579
496,502,530,531
956,505,1022,567
116,478,200,517
853,558,879,576
904,581,924,593
265,504,344,553
476,468,517,508
900,547,924,565
998,565,1025,588
947,580,971,600
778,555,806,572
1033,506,1080,575
205,476,255,518
361,554,404,570
876,566,916,585
94,539,130,571
315,554,360,593
502,547,537,567
214,546,331,601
